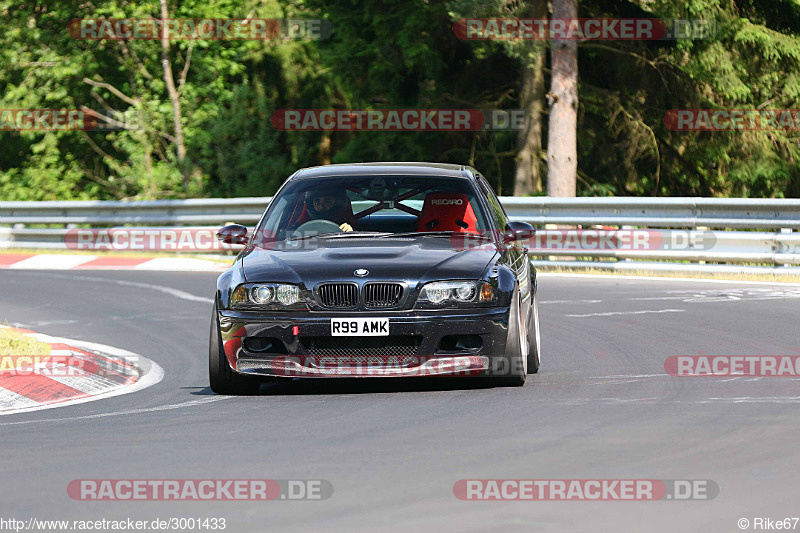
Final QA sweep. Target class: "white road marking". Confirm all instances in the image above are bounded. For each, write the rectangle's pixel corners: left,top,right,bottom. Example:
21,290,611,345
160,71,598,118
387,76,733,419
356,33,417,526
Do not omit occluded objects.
3,271,213,303
550,396,800,405
565,309,685,318
134,257,227,272
0,396,231,426
697,396,800,404
86,277,213,303
627,296,698,301
595,374,670,378
626,288,800,304
540,299,602,305
539,289,800,307
16,319,81,327
7,255,97,269
540,272,800,287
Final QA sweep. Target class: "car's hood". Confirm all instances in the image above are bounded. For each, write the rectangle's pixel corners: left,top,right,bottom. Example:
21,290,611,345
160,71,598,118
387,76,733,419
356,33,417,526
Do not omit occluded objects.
241,236,498,285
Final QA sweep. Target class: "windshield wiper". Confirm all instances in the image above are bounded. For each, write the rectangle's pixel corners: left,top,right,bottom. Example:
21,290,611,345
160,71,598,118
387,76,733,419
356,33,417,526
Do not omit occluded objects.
287,231,389,241
325,231,391,238
377,231,492,240
286,232,343,241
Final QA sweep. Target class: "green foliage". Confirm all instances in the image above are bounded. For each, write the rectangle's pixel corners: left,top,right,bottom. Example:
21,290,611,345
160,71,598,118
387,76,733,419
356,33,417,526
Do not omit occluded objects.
0,0,799,200
576,0,800,197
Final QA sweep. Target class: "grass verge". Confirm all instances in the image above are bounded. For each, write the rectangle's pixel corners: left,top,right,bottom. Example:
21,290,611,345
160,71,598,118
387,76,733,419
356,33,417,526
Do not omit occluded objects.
0,327,51,357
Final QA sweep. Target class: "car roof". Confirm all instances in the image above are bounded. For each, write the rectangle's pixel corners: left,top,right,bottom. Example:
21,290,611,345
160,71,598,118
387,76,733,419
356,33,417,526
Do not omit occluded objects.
291,162,477,180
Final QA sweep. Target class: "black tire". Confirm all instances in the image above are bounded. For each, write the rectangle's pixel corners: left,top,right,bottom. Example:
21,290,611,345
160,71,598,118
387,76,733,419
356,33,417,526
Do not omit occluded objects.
494,288,526,387
527,291,541,374
209,302,261,395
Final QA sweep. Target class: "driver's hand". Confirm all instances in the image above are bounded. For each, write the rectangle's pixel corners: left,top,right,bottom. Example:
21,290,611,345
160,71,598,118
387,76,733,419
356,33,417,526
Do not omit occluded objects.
339,223,353,232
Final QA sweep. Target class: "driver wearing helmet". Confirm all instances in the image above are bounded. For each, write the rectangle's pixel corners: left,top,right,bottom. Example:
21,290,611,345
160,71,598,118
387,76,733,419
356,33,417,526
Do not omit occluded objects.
305,189,354,232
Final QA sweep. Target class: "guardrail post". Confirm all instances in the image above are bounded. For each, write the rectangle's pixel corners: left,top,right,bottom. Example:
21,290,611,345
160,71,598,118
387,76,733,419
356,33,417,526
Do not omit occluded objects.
780,228,792,267
621,225,632,263
544,223,558,262
696,226,708,264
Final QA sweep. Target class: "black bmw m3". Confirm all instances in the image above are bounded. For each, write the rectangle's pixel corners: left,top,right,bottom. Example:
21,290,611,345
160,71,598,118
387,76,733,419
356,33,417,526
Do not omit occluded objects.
209,162,541,394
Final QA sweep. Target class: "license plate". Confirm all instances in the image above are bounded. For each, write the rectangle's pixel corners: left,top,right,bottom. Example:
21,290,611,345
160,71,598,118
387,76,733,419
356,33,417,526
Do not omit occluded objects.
331,318,389,336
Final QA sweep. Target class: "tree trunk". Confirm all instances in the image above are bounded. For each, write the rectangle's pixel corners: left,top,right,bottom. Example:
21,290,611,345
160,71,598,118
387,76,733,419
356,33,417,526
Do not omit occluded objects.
159,0,190,190
319,131,332,165
547,0,578,197
514,0,546,197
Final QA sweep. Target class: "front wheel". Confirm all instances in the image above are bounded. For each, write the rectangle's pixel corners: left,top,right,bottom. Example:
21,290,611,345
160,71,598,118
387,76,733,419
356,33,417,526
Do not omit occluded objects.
209,302,261,395
494,288,526,387
527,291,541,374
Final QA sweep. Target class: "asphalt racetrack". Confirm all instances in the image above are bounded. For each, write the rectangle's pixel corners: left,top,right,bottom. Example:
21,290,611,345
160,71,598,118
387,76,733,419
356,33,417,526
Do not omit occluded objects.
1,269,799,532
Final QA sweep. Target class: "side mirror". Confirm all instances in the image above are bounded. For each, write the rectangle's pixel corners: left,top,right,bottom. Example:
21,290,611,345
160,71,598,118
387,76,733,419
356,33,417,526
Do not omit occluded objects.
216,224,249,245
503,221,535,243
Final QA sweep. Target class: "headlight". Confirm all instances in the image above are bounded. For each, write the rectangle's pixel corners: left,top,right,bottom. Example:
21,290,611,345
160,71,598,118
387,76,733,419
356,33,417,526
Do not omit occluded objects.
252,286,275,304
417,281,494,306
230,283,306,310
276,284,300,305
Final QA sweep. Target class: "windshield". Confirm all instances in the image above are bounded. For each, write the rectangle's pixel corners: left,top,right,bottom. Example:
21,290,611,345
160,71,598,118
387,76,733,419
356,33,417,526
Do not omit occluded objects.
256,175,491,242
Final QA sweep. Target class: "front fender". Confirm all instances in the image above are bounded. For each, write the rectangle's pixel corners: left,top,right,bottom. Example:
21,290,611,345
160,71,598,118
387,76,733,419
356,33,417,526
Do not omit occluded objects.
492,263,518,308
216,261,246,309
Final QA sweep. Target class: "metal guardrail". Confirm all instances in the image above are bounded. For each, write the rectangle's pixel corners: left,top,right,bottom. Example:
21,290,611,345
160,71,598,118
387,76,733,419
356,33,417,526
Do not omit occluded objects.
501,197,800,229
3,196,800,228
527,229,800,264
1,197,800,270
0,198,270,226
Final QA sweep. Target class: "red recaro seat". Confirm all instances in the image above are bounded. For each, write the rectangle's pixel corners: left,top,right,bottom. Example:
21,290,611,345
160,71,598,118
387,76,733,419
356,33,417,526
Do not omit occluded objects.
416,192,478,234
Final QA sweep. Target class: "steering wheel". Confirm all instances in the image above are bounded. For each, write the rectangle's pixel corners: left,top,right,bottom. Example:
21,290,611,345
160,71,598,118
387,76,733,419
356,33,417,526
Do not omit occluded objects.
289,219,343,240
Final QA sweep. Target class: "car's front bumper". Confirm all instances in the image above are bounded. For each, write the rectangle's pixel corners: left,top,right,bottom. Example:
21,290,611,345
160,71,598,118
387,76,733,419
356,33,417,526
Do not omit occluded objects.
217,307,511,378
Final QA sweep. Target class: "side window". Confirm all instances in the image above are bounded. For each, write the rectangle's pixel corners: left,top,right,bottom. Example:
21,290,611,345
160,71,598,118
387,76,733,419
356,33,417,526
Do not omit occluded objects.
477,176,508,231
